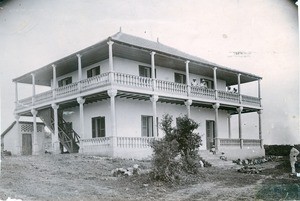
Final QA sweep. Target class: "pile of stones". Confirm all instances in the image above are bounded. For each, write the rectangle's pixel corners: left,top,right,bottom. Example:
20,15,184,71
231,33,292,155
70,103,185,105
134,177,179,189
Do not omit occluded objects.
233,156,279,166
112,164,141,177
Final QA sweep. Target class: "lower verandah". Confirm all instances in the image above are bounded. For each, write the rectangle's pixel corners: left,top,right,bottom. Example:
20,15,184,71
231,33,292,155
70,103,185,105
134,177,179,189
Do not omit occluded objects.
61,97,263,159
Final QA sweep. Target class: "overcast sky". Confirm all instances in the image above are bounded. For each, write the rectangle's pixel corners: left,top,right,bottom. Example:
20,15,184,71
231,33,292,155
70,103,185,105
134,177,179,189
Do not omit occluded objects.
1,0,299,144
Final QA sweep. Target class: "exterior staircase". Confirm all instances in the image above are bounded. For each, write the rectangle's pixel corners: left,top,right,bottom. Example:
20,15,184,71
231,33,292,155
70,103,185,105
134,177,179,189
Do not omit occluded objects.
38,108,80,153
199,150,240,169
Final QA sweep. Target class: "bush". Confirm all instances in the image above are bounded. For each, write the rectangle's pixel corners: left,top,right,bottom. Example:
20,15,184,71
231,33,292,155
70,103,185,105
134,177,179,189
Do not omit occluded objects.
264,144,299,156
150,114,202,182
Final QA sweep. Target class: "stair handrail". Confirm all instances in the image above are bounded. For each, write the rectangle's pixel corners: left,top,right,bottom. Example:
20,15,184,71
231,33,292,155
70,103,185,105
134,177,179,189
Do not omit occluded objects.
57,114,81,143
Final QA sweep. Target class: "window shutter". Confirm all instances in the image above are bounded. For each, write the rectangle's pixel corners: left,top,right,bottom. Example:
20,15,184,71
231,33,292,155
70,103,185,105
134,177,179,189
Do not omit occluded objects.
92,118,96,138
58,80,63,87
100,117,105,137
96,66,100,75
183,74,186,84
87,69,92,78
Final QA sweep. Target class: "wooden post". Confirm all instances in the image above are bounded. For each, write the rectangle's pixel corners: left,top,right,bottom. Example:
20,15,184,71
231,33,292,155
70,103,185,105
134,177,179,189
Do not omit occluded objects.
185,60,190,96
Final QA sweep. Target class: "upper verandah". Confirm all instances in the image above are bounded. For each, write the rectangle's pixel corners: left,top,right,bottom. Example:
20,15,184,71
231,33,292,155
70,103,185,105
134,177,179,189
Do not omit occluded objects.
12,31,262,86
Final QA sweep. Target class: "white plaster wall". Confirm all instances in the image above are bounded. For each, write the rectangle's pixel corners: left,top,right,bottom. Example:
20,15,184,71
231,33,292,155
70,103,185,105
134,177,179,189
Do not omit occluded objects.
51,59,110,88
63,99,111,139
3,125,18,154
115,98,153,137
82,59,110,78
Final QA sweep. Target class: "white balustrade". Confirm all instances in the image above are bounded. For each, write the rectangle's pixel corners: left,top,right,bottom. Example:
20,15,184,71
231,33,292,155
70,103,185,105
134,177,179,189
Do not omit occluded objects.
190,86,215,99
241,95,260,106
218,91,239,103
156,80,187,94
81,73,110,91
80,137,111,147
55,82,79,98
219,138,240,147
243,139,261,147
34,90,53,104
117,137,156,148
15,71,261,112
17,97,32,110
114,72,153,89
219,138,261,148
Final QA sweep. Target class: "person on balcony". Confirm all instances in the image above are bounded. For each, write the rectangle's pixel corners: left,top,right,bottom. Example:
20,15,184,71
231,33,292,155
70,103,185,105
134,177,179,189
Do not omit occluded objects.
191,78,199,87
200,79,207,88
290,144,299,174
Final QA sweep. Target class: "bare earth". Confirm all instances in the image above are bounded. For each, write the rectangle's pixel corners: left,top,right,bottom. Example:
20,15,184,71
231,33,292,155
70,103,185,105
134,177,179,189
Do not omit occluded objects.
0,154,299,201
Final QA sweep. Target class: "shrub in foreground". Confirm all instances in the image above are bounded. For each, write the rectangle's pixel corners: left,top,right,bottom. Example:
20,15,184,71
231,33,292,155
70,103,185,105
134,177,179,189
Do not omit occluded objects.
150,114,202,182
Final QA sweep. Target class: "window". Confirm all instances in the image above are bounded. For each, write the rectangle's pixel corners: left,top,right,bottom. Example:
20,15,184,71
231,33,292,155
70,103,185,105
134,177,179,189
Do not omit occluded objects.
92,116,105,138
141,116,153,137
174,73,186,84
139,65,151,78
87,66,100,78
58,77,72,87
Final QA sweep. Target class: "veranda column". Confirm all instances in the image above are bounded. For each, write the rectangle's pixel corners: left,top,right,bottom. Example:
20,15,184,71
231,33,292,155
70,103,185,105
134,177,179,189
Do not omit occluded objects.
51,103,60,153
31,109,38,155
185,60,190,96
151,51,156,90
31,73,36,105
77,97,85,139
14,81,18,108
185,99,192,118
258,79,262,107
227,113,232,139
108,89,117,156
52,64,57,98
258,110,263,148
77,54,82,91
107,40,114,83
15,114,21,155
213,67,218,99
213,103,220,150
237,106,243,149
150,95,159,137
237,73,242,103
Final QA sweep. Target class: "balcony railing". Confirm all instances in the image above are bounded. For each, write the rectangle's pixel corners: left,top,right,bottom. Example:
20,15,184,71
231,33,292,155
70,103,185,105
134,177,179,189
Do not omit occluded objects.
116,136,156,148
16,72,261,111
218,138,262,149
191,86,215,99
218,91,239,103
114,72,153,89
156,80,187,95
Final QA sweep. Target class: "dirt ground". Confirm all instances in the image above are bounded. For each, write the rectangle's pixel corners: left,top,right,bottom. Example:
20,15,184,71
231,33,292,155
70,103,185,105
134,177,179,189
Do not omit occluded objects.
0,154,299,201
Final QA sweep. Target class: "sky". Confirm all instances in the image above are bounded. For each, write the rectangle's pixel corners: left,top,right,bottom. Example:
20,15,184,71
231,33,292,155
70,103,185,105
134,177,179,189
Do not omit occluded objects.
0,0,299,144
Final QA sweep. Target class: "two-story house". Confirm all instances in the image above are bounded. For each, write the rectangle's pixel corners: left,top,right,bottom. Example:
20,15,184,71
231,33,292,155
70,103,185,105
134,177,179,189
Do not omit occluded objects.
13,31,264,159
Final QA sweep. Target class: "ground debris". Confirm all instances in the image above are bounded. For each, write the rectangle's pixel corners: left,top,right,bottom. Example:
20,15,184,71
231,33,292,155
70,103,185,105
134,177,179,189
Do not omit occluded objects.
112,164,141,177
238,166,262,174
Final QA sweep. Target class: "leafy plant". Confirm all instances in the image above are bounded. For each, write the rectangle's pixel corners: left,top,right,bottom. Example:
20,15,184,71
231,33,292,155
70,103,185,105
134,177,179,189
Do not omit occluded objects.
150,114,202,182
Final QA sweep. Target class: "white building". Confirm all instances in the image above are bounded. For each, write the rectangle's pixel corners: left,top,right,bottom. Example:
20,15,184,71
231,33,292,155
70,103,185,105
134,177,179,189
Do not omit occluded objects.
1,117,49,155
13,32,264,159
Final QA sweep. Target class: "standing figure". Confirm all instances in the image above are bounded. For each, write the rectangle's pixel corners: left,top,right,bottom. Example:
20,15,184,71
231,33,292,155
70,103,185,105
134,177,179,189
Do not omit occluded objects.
290,144,299,174
191,78,198,86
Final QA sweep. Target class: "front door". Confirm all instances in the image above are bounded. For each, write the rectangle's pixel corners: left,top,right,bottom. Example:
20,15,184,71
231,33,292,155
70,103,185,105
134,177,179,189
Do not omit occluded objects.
206,120,215,150
22,133,32,155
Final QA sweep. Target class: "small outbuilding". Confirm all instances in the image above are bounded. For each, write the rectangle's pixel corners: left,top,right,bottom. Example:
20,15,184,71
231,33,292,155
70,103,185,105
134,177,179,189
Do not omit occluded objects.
1,117,51,155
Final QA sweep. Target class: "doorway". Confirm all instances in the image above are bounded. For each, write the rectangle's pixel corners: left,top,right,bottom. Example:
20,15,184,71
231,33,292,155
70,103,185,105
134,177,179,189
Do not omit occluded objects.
206,120,215,150
22,133,32,155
